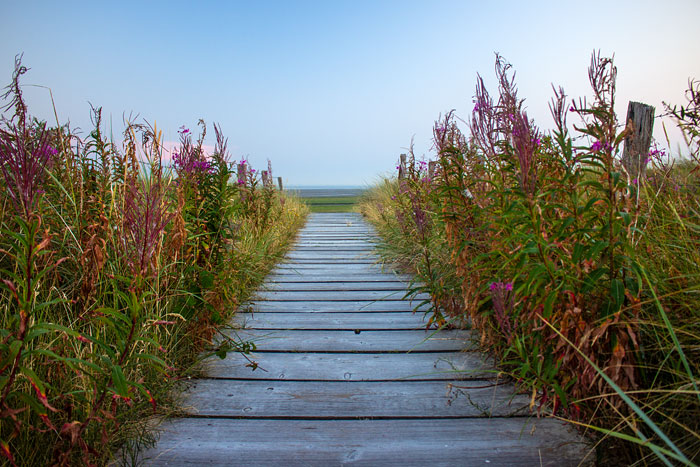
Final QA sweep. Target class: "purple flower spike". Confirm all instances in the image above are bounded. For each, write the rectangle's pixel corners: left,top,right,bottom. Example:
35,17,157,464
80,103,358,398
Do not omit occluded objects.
120,177,173,278
512,111,539,196
0,126,55,217
489,281,515,341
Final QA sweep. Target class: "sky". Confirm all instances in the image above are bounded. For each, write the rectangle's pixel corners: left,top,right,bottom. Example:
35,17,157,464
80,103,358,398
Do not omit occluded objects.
2,0,699,187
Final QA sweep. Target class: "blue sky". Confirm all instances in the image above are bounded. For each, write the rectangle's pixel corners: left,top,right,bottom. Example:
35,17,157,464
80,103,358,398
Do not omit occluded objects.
2,0,699,186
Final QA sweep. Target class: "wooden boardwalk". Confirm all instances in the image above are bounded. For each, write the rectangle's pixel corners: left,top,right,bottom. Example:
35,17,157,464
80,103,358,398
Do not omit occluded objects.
140,212,590,466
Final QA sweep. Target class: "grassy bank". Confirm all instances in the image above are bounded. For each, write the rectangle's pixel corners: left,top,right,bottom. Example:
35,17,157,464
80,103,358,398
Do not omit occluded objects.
359,53,699,465
0,59,307,466
301,195,360,212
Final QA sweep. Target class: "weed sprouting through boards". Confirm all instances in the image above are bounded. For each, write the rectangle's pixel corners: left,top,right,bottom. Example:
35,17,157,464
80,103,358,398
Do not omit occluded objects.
359,51,700,465
0,56,307,466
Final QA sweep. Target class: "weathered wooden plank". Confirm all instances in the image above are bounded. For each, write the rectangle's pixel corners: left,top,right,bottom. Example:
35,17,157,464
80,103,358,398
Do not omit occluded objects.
308,213,363,217
237,312,430,330
262,281,412,291
286,252,380,260
290,249,376,255
289,247,377,251
282,259,379,264
298,232,374,236
280,258,378,267
293,238,378,243
304,215,365,220
223,329,473,352
139,418,591,466
271,268,391,275
293,233,378,238
299,224,371,228
291,245,374,252
245,300,428,313
265,273,412,282
277,260,382,266
181,380,530,418
294,239,374,243
292,246,376,251
254,290,430,301
293,238,378,242
268,271,402,280
203,351,491,380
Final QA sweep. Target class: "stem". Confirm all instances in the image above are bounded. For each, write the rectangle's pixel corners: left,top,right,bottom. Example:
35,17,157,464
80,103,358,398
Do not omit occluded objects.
608,147,616,281
529,198,556,282
0,311,29,409
0,219,36,409
75,314,138,447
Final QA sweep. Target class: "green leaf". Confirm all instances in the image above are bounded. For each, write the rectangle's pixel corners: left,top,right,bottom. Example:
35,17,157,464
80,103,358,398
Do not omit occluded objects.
33,297,68,312
543,290,558,319
111,365,129,397
582,268,608,293
133,353,169,370
2,340,22,367
572,243,585,263
585,241,609,260
580,179,605,191
611,279,625,307
100,307,132,326
200,269,215,289
619,211,631,226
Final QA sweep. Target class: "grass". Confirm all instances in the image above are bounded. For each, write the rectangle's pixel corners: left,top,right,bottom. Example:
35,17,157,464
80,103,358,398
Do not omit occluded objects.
300,195,360,212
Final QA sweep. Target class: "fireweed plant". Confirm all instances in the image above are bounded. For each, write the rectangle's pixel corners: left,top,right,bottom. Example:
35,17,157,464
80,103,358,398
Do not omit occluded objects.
359,52,699,465
362,152,464,329
0,58,307,466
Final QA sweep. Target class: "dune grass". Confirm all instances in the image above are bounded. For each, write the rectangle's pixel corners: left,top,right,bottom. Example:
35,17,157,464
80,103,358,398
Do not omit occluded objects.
301,195,360,212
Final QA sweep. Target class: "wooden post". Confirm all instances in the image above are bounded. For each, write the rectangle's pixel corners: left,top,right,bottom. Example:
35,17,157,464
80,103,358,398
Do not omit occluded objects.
622,101,655,180
277,177,283,190
428,161,437,178
237,162,247,183
398,154,407,179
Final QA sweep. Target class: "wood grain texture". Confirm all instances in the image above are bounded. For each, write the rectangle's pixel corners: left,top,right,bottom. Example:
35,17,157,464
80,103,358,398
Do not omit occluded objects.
238,312,431,330
265,273,412,282
254,290,431,301
139,418,591,466
180,380,531,417
244,300,429,313
202,351,491,381
273,263,386,271
264,279,411,288
223,329,474,352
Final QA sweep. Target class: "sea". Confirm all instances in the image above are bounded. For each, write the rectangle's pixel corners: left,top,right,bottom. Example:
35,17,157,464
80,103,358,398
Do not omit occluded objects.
285,185,366,198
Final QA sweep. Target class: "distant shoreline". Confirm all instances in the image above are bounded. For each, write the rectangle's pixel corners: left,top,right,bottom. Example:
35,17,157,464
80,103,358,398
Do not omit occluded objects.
286,186,366,198
285,185,365,189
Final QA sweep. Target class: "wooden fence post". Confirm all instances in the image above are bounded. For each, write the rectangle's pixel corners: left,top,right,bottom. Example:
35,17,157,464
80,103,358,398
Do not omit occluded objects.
428,161,437,178
237,162,247,183
622,101,655,180
277,177,284,190
398,154,407,179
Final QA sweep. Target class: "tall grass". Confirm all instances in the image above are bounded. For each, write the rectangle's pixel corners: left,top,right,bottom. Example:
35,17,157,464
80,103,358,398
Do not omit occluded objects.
359,52,699,465
0,57,307,466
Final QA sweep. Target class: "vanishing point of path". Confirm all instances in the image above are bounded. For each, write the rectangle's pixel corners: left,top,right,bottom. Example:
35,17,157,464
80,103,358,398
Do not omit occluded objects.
141,212,590,466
